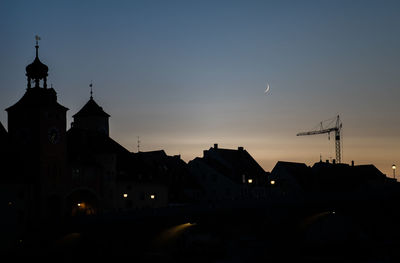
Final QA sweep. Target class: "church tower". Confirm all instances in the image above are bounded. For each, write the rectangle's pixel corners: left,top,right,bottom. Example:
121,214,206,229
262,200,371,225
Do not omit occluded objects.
71,86,110,136
5,37,69,219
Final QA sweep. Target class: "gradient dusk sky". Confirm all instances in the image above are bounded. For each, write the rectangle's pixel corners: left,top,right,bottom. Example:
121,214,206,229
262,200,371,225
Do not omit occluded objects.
1,0,399,176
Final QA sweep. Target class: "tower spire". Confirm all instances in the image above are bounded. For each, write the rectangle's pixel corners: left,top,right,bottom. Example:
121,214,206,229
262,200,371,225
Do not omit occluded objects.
26,35,48,89
89,81,93,100
35,35,40,58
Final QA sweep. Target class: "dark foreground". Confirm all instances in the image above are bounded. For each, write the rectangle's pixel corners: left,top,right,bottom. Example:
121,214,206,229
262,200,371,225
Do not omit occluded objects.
4,198,400,263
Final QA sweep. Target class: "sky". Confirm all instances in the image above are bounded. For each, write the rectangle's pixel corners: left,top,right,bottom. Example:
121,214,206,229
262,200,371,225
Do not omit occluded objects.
1,0,399,176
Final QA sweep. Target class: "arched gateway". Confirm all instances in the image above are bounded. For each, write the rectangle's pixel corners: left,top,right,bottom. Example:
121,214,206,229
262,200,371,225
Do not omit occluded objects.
65,188,100,216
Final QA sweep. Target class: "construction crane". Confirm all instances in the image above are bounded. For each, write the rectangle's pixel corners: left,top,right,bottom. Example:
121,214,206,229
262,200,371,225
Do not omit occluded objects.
297,115,343,163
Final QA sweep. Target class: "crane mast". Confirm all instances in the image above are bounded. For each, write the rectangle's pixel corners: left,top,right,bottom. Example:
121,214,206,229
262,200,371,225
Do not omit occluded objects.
297,115,342,163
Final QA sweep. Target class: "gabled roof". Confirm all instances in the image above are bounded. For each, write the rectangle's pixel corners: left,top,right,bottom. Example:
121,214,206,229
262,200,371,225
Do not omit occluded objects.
352,164,385,178
6,88,68,112
67,127,129,158
271,161,312,188
311,161,387,191
200,146,266,184
117,150,201,194
272,161,309,172
311,161,383,179
208,147,265,173
73,98,110,118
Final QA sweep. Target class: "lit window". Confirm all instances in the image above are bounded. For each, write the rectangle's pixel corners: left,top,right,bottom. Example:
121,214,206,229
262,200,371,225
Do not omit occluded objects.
123,193,128,198
270,180,275,185
150,194,155,199
248,179,253,184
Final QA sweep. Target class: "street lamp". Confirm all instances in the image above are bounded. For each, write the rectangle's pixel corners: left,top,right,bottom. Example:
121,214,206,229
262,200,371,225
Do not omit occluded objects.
392,164,396,179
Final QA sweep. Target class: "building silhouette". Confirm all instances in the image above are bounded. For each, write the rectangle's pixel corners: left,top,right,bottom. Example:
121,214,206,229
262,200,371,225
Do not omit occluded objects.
188,144,270,202
1,40,400,261
269,160,395,207
71,92,110,136
3,41,69,222
0,42,203,223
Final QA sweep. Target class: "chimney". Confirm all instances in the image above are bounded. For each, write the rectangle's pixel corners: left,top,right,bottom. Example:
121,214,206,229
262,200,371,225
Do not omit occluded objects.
214,143,218,149
238,146,244,151
326,160,329,164
351,160,354,166
332,159,336,164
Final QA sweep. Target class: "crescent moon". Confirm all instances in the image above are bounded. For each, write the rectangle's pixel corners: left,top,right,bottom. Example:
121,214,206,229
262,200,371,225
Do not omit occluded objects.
264,83,270,94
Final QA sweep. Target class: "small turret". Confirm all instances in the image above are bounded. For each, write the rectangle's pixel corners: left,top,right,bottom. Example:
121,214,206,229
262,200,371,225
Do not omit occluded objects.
25,35,49,89
72,83,110,136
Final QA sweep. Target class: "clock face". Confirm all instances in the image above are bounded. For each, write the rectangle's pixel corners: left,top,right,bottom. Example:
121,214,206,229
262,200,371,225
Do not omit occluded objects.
48,127,60,144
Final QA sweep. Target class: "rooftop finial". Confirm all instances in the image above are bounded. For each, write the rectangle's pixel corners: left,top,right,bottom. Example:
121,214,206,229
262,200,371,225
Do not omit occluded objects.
89,81,93,99
35,35,41,58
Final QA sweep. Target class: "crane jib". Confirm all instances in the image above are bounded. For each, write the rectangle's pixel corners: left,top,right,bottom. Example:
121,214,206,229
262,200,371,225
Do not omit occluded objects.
296,115,342,163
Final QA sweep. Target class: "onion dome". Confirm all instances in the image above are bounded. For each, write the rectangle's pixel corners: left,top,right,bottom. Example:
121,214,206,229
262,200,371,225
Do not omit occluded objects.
26,36,49,88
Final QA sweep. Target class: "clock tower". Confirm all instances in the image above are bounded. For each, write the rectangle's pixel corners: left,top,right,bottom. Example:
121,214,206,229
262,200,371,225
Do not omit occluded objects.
6,38,69,219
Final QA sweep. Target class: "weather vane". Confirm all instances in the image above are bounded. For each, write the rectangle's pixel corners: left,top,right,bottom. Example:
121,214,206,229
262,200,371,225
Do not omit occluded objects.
35,35,41,45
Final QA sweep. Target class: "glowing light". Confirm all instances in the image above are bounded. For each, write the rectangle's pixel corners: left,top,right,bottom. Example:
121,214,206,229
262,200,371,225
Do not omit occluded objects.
248,179,253,184
153,223,195,246
270,180,275,185
8,201,12,206
150,194,155,199
77,203,81,207
393,164,396,178
123,193,128,198
332,211,336,214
